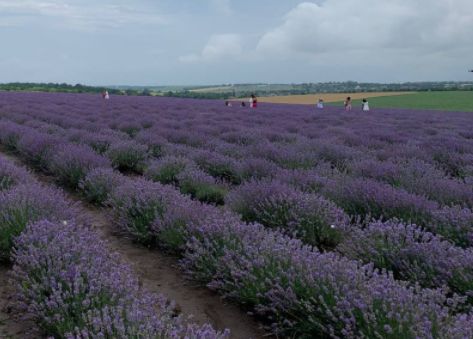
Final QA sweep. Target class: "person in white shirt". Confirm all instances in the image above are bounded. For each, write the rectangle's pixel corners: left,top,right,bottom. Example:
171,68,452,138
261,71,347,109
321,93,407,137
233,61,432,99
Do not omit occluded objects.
362,98,370,111
249,94,257,108
316,99,324,109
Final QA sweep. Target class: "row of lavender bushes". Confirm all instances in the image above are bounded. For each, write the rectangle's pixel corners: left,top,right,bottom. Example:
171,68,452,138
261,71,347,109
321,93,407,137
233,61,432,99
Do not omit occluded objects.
2,118,473,282
2,99,472,214
0,96,472,338
3,110,473,250
5,94,472,190
2,124,472,337
102,173,473,338
0,155,225,338
2,119,473,295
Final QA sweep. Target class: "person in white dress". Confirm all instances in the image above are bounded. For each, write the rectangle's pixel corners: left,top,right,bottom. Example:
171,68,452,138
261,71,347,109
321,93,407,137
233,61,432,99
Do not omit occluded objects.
316,99,324,109
362,98,370,111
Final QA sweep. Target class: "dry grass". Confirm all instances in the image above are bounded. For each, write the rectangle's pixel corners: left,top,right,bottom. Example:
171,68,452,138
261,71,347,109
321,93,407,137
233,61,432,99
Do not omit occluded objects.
257,92,415,105
189,86,233,93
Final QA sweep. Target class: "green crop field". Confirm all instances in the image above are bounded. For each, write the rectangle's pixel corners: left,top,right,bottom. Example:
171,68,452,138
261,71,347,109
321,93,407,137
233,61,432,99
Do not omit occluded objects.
331,91,473,112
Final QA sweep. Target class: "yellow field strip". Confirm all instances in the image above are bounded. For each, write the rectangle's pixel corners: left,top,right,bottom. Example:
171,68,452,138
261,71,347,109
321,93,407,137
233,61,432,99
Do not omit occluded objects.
257,92,416,104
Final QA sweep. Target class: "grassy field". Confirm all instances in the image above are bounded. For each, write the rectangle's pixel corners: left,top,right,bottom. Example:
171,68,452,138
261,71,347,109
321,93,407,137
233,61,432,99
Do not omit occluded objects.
329,91,473,112
258,92,413,105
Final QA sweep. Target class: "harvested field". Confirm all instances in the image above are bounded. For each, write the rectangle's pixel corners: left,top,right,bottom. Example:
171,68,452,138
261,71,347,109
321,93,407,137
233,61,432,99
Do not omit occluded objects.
258,91,414,104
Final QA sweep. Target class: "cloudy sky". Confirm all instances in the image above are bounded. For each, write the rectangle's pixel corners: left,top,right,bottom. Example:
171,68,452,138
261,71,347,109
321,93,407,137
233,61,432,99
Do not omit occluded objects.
1,0,472,85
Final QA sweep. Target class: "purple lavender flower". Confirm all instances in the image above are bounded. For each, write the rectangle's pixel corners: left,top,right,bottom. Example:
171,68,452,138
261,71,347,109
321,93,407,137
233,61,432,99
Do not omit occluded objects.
12,220,226,338
78,167,126,205
105,140,149,173
48,143,111,188
145,155,195,185
0,155,34,191
226,180,350,248
0,183,79,261
338,219,473,298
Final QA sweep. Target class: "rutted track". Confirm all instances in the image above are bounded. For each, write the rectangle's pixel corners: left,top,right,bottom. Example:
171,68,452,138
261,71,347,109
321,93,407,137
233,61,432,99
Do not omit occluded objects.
0,150,266,339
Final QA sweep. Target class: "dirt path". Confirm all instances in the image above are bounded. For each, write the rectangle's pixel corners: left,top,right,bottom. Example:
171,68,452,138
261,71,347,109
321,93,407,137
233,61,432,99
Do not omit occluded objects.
0,266,41,338
0,150,266,339
87,208,265,338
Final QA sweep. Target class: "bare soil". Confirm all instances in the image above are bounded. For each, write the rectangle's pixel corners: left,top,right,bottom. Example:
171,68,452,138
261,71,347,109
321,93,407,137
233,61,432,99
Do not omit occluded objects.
257,91,414,104
0,266,41,339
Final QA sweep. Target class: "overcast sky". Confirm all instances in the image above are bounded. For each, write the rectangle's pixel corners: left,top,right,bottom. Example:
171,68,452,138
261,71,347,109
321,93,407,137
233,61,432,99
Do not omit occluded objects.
1,0,472,85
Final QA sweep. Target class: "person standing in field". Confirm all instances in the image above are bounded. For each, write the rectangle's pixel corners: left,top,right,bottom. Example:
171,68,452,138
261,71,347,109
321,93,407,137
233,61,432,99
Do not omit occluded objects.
249,94,258,108
316,98,324,109
104,90,110,100
344,96,352,111
362,98,370,111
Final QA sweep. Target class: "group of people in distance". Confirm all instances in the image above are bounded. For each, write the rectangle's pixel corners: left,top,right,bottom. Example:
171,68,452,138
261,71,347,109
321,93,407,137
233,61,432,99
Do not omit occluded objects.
316,96,370,111
225,94,258,108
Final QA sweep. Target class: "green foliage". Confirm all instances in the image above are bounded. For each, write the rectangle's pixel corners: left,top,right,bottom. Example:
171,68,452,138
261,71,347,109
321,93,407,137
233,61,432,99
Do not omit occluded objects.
332,91,473,112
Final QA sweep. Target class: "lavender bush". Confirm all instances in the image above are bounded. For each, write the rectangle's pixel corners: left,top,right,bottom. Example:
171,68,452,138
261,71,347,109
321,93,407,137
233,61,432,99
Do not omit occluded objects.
0,183,78,261
48,143,111,188
181,213,471,338
338,220,473,299
106,178,179,244
16,130,60,169
226,180,350,248
145,155,194,185
105,140,149,173
322,177,437,225
78,167,126,205
0,155,33,191
12,220,227,338
192,150,242,185
177,167,228,205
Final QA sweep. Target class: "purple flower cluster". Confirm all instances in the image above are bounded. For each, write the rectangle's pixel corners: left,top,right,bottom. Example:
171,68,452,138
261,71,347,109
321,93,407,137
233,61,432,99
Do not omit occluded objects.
0,150,225,338
0,183,79,261
48,143,111,188
79,167,126,205
181,213,472,338
105,140,149,173
226,180,350,248
106,178,182,244
0,155,34,190
12,220,227,338
350,158,473,208
145,155,194,185
177,167,228,205
338,220,473,297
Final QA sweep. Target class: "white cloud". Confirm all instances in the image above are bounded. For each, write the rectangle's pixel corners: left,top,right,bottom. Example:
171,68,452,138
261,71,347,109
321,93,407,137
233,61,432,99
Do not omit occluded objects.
256,1,473,58
0,0,167,31
180,34,243,63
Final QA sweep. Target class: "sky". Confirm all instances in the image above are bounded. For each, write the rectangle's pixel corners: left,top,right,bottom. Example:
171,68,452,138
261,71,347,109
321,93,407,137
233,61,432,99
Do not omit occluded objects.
1,0,473,85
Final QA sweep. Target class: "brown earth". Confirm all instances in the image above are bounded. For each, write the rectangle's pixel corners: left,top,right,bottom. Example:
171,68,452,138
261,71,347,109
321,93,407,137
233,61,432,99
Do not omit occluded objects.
257,92,415,104
0,151,266,339
0,266,41,338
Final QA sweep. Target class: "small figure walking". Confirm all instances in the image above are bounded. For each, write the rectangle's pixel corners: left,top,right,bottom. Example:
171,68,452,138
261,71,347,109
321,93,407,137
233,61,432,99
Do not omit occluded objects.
316,98,324,109
249,94,257,108
362,98,370,111
102,90,110,100
344,96,352,111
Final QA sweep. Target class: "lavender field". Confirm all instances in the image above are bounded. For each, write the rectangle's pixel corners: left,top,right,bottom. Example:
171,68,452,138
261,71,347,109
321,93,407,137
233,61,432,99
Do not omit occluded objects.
1,91,473,338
